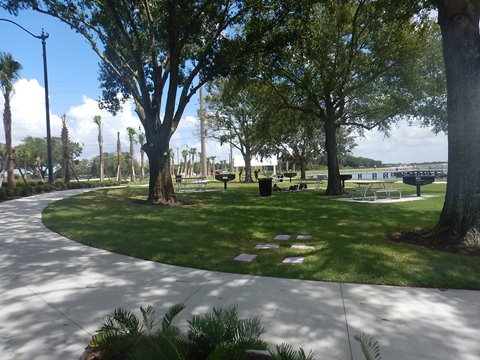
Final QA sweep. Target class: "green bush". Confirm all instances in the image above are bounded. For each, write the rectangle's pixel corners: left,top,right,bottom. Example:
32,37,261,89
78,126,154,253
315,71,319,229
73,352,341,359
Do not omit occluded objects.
0,188,7,200
54,180,67,190
86,304,381,360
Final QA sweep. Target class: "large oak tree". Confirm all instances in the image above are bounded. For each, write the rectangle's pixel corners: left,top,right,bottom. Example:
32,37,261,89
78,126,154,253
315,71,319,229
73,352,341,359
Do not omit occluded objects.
2,0,293,204
432,0,480,246
252,1,445,195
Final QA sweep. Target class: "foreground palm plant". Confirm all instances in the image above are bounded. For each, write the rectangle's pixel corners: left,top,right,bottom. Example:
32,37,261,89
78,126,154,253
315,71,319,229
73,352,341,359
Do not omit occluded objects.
87,304,382,360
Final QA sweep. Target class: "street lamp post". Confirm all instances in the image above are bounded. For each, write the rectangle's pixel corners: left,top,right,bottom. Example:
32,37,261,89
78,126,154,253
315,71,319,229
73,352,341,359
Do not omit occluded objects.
0,18,54,184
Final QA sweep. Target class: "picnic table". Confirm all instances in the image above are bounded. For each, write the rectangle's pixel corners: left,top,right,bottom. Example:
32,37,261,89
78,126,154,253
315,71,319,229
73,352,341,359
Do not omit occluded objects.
351,180,402,200
298,175,325,189
175,176,209,191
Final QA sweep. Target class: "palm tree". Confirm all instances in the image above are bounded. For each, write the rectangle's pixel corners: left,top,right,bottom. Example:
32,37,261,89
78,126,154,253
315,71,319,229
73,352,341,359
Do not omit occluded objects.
168,148,175,177
188,147,197,176
181,149,189,175
116,131,122,181
0,52,22,192
61,114,70,183
137,131,146,181
93,115,104,181
208,156,216,175
126,127,136,182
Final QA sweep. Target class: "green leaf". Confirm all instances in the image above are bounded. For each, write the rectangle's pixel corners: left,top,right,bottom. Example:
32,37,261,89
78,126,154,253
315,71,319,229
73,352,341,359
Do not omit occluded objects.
354,334,382,360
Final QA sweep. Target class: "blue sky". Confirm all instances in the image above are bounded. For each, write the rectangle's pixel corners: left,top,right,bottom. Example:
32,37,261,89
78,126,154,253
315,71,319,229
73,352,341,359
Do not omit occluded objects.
0,8,448,165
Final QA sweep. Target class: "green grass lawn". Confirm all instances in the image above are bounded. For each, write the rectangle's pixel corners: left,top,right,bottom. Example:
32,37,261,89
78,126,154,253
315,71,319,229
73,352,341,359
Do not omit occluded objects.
42,181,480,289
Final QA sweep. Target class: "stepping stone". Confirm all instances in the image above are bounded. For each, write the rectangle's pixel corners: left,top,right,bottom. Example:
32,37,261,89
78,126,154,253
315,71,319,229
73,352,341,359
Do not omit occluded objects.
296,235,312,240
291,245,315,250
255,244,280,249
234,254,257,262
274,234,291,241
282,257,304,264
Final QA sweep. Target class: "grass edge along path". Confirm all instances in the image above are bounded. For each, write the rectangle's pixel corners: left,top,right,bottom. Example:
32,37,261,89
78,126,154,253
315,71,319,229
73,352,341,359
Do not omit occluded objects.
42,183,480,290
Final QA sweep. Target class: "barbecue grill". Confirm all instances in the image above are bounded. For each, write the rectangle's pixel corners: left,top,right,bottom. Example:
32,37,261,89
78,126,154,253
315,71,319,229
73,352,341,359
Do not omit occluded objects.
340,174,352,188
403,175,435,196
215,173,236,189
283,172,297,182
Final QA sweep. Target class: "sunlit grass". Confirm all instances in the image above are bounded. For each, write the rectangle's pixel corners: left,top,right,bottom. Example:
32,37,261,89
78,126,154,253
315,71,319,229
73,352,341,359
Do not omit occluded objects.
42,182,480,289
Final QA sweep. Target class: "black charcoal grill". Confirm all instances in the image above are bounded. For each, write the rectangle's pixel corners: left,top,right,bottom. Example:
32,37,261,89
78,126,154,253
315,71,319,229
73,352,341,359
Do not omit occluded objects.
403,175,435,196
340,174,353,188
215,173,236,190
283,172,297,182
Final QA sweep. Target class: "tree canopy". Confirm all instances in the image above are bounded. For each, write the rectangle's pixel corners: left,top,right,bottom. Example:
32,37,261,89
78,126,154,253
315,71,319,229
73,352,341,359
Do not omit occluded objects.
2,0,296,203
247,0,445,194
15,136,82,180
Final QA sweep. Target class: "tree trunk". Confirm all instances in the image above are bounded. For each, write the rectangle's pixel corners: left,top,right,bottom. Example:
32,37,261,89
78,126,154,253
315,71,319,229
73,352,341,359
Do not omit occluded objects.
116,132,122,181
146,144,177,205
243,151,254,183
324,119,343,195
299,158,307,180
433,1,480,246
99,133,104,182
130,139,135,182
140,150,145,180
61,115,70,183
3,92,15,191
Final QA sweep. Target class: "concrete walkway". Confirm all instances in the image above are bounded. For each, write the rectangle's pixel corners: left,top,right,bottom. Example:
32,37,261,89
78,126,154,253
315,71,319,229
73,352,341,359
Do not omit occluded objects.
1,189,479,360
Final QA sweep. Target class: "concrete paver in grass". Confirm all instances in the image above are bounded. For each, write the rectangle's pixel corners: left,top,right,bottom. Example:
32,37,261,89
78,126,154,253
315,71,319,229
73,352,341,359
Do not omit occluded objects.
274,234,291,241
234,254,257,262
255,244,280,249
296,235,312,240
282,257,304,264
291,245,315,250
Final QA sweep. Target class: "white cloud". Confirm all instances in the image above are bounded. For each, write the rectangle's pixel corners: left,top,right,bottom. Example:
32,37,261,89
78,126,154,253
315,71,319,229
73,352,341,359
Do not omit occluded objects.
170,114,232,162
1,78,63,144
3,79,444,165
66,96,141,159
353,120,448,164
0,79,230,161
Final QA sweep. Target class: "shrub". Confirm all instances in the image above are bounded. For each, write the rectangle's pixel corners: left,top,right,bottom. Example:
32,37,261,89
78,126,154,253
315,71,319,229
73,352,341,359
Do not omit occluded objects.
54,180,67,190
85,304,382,360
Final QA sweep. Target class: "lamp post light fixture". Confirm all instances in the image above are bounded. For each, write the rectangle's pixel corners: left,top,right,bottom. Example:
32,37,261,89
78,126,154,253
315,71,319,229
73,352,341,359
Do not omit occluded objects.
0,18,54,184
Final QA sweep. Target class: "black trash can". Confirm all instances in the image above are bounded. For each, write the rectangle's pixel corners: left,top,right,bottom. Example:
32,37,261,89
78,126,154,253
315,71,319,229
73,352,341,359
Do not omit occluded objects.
258,178,273,197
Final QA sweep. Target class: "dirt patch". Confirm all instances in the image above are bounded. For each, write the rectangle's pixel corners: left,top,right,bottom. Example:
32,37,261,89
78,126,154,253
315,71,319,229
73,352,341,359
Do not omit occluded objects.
389,230,480,256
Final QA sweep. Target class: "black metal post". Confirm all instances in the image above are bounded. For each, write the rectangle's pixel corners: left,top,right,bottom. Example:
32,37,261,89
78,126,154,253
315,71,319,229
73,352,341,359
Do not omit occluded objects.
41,30,53,184
0,19,54,183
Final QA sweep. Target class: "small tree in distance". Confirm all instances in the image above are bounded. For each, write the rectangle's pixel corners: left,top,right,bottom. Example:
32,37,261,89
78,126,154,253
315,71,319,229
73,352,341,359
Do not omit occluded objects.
205,77,269,183
126,127,136,182
93,115,104,182
0,52,22,192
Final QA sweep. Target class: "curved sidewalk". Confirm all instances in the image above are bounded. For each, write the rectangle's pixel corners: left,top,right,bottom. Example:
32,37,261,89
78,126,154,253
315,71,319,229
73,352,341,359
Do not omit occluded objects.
1,189,479,360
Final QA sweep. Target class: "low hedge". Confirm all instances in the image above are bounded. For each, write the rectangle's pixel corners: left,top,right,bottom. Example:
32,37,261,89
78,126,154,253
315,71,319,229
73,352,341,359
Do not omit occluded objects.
0,180,126,202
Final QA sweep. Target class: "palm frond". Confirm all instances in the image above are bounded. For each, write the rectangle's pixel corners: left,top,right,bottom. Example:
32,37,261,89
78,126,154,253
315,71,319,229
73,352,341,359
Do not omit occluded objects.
354,334,382,360
271,343,316,360
140,305,156,335
162,303,186,332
